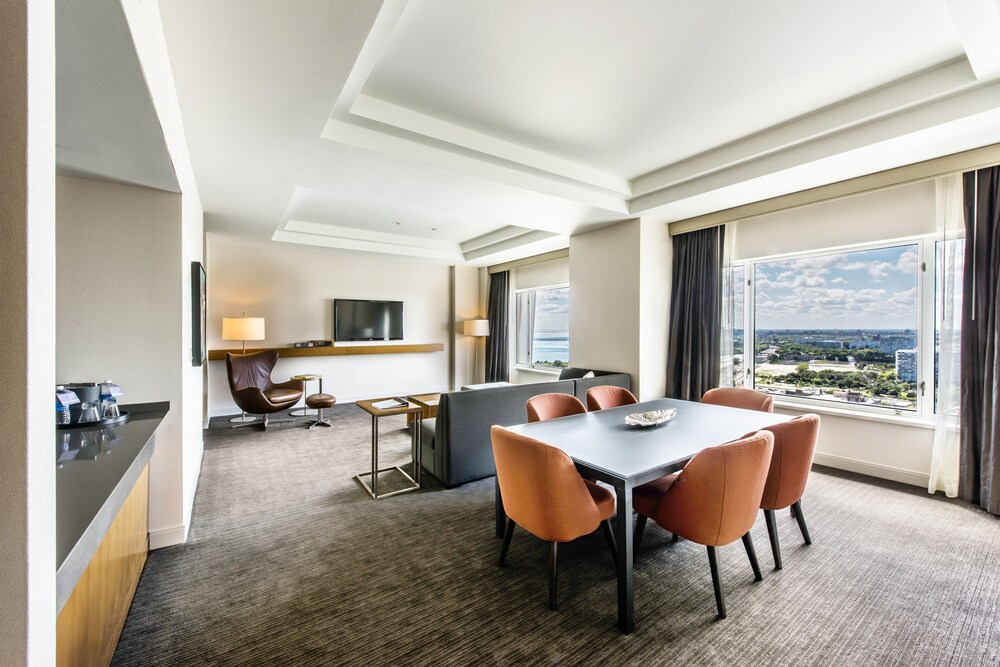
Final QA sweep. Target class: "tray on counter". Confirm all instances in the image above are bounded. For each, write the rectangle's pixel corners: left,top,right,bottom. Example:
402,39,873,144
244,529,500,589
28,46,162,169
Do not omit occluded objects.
57,412,130,430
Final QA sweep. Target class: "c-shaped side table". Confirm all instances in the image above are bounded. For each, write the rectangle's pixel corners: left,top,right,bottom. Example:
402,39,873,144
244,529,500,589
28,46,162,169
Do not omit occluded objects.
353,397,422,499
290,374,321,417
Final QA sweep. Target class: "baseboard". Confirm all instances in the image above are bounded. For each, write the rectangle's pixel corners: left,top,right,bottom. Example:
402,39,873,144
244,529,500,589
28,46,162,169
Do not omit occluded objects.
149,523,189,550
813,452,929,489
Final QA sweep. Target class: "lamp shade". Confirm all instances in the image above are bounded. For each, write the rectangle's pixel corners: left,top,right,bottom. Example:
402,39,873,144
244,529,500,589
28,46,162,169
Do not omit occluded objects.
462,319,489,337
222,316,265,342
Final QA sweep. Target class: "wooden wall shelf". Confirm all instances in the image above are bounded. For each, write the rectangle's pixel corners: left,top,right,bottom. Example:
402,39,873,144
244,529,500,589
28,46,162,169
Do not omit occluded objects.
206,343,444,361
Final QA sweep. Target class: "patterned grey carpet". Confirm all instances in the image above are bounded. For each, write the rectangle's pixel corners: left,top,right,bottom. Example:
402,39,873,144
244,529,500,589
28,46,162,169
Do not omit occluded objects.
112,404,1000,666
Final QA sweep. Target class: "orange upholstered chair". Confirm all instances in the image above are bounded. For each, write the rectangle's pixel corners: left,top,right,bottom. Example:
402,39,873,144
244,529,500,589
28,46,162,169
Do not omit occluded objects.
526,393,586,423
759,414,820,569
701,387,774,412
633,431,774,619
585,385,638,411
491,426,617,611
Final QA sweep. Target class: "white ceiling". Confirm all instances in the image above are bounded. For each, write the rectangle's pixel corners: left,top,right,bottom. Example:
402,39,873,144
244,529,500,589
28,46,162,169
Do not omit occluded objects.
152,0,1000,265
56,0,178,192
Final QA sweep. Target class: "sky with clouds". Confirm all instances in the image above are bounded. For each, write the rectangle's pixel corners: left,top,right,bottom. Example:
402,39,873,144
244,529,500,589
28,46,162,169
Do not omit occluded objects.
533,286,570,336
753,244,918,330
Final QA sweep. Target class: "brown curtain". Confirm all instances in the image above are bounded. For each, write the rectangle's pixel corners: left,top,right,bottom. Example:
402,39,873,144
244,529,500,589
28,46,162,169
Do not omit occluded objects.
665,226,724,401
960,167,1000,515
485,271,510,383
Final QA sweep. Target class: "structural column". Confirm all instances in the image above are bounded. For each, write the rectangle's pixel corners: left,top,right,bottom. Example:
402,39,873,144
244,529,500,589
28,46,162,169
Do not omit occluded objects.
0,1,57,665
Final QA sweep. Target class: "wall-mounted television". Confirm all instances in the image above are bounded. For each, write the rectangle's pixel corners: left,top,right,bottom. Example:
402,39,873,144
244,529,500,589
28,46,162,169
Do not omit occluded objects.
333,299,403,342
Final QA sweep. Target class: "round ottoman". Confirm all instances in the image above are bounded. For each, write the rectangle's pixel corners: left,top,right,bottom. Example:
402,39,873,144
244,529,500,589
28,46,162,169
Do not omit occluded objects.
305,393,336,429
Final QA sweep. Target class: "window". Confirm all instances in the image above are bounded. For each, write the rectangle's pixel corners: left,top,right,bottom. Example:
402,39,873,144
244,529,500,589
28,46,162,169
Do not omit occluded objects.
726,237,959,417
515,285,570,370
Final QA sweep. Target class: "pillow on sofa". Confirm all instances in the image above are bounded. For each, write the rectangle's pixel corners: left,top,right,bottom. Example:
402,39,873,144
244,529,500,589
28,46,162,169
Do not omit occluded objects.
582,371,595,378
558,367,591,380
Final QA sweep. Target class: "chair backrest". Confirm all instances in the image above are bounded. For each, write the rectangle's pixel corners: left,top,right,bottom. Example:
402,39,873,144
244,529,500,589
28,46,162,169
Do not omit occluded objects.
526,393,587,423
701,387,774,412
759,414,820,511
654,431,774,547
586,385,638,411
225,350,279,394
490,426,603,542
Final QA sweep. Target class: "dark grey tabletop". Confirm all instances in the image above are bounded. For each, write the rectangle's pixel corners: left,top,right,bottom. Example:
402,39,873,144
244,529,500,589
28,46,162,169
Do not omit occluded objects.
56,402,167,612
505,397,791,483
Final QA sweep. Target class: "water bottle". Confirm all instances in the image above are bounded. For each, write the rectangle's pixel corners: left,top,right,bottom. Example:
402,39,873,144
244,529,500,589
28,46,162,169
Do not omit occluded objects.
56,399,70,425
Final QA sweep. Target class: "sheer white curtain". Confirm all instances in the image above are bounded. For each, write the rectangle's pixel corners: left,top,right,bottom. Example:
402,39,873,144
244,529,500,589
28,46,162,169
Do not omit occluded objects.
929,175,964,497
719,223,737,387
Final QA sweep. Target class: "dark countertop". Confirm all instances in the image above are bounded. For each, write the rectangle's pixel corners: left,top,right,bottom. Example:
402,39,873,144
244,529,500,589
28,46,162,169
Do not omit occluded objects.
56,401,168,613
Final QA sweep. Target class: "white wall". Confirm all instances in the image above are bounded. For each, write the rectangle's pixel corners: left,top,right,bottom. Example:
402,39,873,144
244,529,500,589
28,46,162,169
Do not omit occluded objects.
206,234,465,413
0,2,57,663
452,265,480,389
637,220,672,399
123,0,207,543
570,220,643,388
56,175,200,547
731,179,939,486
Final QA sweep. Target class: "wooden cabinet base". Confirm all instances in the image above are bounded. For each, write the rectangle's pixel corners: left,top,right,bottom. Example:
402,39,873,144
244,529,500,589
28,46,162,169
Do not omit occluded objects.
57,466,149,667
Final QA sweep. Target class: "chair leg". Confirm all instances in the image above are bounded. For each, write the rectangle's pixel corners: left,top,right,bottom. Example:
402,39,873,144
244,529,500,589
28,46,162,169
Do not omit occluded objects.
633,515,648,565
764,509,782,570
707,546,726,619
742,532,763,581
548,542,559,611
262,413,269,430
792,500,812,545
498,519,515,567
600,519,618,568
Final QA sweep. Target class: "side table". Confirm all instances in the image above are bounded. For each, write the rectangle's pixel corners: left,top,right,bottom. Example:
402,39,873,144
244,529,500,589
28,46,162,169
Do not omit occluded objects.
406,392,440,426
354,397,423,499
290,374,321,417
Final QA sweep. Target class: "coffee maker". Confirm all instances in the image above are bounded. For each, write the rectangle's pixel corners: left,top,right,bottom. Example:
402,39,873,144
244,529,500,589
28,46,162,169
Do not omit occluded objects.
62,381,122,424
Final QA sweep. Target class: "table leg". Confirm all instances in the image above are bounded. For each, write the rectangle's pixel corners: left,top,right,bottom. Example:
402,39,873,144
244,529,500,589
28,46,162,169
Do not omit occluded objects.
413,414,421,486
371,414,378,499
614,483,635,634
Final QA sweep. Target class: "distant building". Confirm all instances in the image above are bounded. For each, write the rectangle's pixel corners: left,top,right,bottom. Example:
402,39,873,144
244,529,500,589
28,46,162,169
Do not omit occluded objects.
895,349,917,382
814,340,843,349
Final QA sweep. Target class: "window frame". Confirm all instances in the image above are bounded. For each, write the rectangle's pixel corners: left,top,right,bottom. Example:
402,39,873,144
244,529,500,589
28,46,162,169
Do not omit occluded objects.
513,282,570,373
733,234,937,420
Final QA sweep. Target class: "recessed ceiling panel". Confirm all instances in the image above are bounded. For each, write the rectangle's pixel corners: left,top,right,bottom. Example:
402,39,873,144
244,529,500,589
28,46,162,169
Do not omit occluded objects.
363,0,965,177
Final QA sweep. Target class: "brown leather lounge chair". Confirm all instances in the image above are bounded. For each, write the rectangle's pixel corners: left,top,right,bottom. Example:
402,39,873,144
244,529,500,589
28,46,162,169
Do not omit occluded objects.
526,393,586,422
225,350,304,429
701,386,774,412
585,385,638,411
633,430,774,619
759,414,820,569
491,426,617,611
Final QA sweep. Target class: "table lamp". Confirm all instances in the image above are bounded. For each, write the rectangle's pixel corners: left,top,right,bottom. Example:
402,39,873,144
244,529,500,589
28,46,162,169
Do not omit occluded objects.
222,313,266,424
462,319,489,383
222,313,266,353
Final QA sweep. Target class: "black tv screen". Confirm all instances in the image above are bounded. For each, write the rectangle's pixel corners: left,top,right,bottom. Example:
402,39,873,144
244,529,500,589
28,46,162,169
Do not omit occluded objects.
334,299,403,341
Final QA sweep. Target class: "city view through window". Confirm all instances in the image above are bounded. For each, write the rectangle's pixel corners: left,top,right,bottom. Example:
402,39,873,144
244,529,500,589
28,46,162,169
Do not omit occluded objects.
736,244,921,411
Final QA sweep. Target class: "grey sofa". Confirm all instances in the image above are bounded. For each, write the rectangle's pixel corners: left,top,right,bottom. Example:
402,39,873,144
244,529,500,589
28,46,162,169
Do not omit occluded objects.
420,368,631,488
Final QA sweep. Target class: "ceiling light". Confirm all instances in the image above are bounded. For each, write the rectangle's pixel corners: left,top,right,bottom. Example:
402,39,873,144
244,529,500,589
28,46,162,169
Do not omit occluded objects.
392,221,401,226
430,227,437,231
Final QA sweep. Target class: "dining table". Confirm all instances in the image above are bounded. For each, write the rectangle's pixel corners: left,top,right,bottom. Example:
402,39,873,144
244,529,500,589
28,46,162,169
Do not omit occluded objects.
501,396,791,634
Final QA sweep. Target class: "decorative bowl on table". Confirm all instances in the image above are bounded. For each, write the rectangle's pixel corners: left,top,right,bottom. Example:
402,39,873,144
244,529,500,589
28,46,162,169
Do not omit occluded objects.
625,408,677,428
